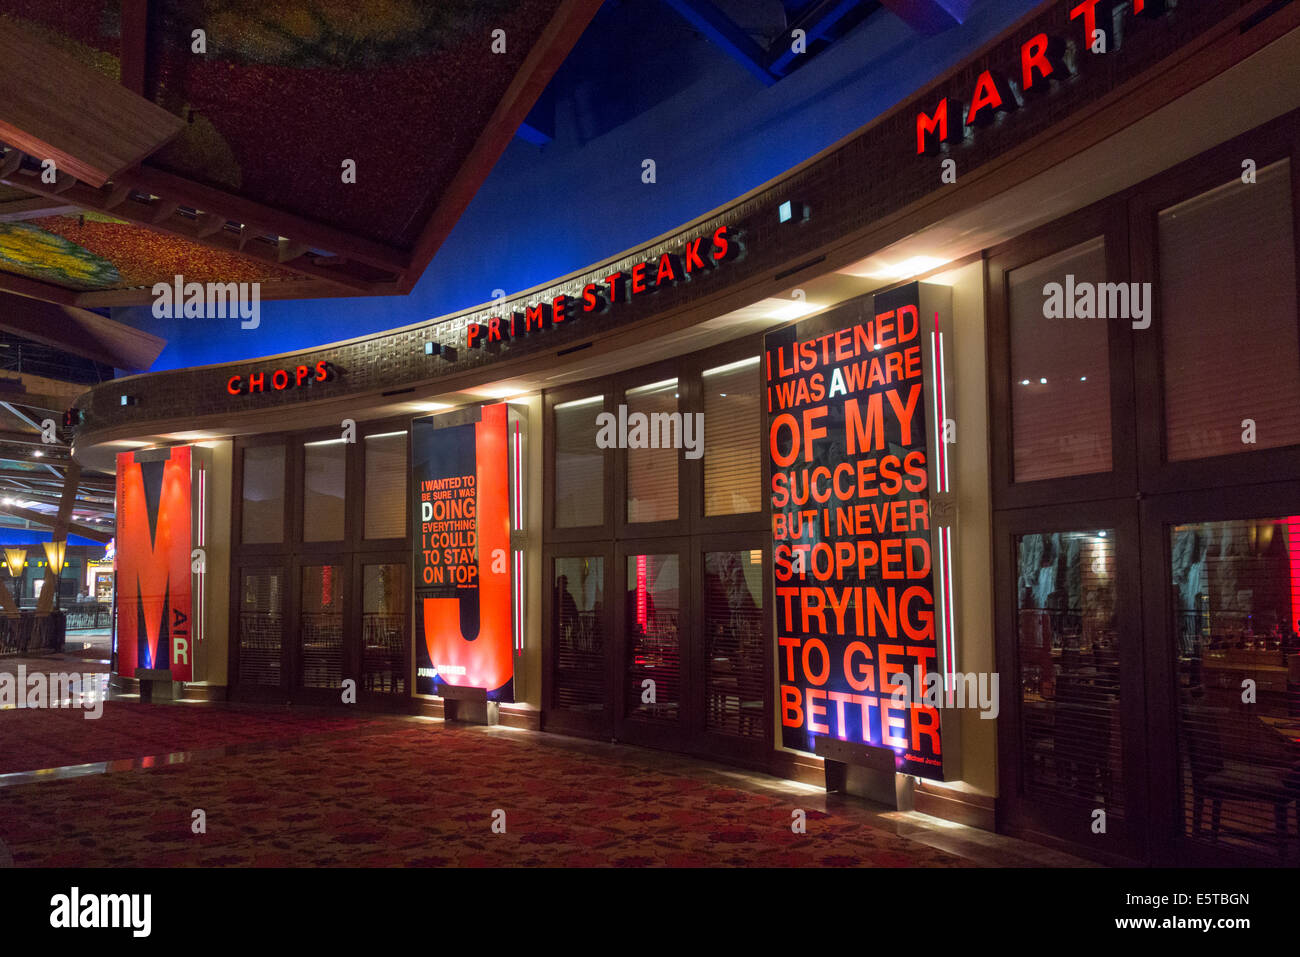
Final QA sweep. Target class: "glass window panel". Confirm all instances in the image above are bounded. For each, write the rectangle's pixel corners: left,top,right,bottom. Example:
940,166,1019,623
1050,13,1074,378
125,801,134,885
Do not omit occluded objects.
1015,530,1123,813
238,569,283,686
1159,160,1300,460
703,549,765,738
626,379,679,523
553,556,605,713
625,553,680,720
303,440,347,542
241,445,285,544
300,564,344,689
554,396,604,528
364,432,407,539
703,358,762,516
1171,516,1300,860
1008,238,1113,482
361,563,407,694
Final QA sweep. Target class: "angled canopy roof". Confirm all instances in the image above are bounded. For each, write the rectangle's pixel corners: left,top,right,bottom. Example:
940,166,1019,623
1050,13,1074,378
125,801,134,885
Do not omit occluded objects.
0,0,603,307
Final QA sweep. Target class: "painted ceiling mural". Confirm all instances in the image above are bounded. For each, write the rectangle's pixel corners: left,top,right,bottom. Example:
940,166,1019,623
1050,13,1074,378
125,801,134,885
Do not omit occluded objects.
0,221,121,290
0,0,554,295
0,214,300,292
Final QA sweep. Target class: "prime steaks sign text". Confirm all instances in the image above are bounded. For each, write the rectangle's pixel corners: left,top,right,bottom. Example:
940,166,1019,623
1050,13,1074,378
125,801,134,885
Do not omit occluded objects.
463,226,735,350
915,0,1175,154
765,288,943,778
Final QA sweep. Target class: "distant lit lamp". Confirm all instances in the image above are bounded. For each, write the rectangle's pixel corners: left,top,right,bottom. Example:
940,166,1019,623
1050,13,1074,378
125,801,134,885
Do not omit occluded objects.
3,547,25,606
43,540,66,610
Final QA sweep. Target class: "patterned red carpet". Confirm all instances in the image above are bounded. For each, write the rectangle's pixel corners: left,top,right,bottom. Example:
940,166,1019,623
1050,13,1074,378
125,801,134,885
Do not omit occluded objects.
0,703,972,867
0,700,378,775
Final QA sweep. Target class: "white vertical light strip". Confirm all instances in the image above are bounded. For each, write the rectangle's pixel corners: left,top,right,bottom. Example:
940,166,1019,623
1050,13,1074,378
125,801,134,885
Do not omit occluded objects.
930,331,942,488
196,464,206,648
514,549,524,656
513,423,523,530
941,522,951,702
943,525,956,676
937,331,949,492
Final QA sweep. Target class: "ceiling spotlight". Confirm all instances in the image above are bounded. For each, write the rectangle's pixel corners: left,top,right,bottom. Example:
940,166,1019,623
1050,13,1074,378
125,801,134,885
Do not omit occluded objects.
32,450,42,457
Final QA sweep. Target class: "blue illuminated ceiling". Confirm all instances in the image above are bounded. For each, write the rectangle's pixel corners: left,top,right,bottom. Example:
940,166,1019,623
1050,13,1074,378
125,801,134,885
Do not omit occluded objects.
109,0,1041,371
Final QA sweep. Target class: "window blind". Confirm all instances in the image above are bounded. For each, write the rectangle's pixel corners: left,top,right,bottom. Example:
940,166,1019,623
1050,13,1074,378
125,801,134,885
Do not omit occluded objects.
703,358,762,516
1159,160,1300,461
1008,238,1113,483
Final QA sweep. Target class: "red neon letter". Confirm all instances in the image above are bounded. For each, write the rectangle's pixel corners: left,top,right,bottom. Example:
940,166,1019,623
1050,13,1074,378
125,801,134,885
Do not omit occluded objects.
966,70,1008,125
1070,0,1103,49
915,98,949,155
1020,33,1061,94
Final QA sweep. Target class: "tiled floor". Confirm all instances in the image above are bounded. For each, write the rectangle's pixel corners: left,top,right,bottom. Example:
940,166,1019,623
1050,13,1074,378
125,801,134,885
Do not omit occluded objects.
0,658,1089,867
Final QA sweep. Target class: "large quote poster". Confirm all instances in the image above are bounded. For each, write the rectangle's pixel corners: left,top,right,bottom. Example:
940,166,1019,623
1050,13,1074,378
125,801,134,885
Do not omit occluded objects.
412,402,514,701
765,283,947,778
115,446,194,681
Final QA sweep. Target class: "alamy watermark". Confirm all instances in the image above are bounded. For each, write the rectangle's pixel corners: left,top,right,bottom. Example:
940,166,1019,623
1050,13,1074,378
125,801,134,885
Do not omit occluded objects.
1042,275,1151,329
50,887,151,937
0,666,105,719
887,667,1000,719
152,275,260,330
595,405,704,459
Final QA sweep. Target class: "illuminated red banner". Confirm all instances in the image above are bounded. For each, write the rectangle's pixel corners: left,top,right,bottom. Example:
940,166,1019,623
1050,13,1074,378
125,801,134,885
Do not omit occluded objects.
412,403,515,700
115,446,194,681
765,283,948,778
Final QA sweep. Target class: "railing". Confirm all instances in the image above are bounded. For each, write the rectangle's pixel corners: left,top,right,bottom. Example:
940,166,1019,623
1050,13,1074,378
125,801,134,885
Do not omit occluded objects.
65,602,112,630
0,612,68,656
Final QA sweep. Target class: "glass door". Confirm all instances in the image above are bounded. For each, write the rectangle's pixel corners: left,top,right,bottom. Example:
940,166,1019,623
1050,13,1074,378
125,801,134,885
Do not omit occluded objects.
693,539,770,765
296,559,347,701
615,542,690,751
544,549,612,737
235,565,287,696
995,503,1148,861
1140,483,1300,866
357,556,410,706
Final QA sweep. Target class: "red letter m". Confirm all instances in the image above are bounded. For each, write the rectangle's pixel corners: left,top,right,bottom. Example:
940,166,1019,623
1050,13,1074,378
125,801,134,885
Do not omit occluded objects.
916,98,951,155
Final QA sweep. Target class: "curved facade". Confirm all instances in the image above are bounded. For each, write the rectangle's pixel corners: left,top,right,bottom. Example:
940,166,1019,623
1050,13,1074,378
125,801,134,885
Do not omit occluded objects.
79,0,1300,866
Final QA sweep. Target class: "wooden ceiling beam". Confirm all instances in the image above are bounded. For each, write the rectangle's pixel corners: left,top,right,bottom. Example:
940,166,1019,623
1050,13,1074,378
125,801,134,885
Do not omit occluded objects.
0,18,183,187
0,290,166,371
0,270,80,306
0,160,386,294
0,195,80,221
126,165,411,274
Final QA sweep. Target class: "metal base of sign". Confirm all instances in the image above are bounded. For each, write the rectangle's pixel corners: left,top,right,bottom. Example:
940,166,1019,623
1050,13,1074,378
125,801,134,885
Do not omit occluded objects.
440,685,498,725
815,737,916,810
133,668,178,703
836,765,915,812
